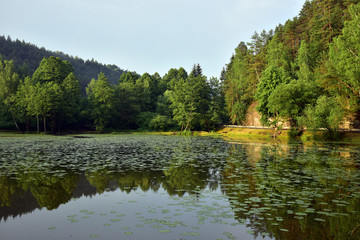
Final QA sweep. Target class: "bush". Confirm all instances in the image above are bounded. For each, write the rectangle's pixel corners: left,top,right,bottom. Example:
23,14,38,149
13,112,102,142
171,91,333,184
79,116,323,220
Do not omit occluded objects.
149,115,174,131
299,95,344,140
135,112,157,130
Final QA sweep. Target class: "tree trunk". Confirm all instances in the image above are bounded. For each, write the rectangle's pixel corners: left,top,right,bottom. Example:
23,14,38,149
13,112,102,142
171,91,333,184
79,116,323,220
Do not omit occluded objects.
10,109,21,132
43,116,47,134
51,117,56,135
37,115,40,133
203,115,210,132
26,118,30,132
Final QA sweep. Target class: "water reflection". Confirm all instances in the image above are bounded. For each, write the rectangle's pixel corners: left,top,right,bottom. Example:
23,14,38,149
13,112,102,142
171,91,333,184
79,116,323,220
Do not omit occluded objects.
222,142,360,239
0,135,360,239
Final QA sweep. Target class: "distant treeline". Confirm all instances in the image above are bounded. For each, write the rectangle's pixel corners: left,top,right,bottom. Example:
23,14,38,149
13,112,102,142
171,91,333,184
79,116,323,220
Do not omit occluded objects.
0,35,125,93
0,56,227,133
1,0,360,136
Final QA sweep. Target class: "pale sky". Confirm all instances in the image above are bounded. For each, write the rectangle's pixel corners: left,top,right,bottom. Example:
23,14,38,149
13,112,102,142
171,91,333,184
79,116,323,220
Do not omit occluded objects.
0,0,306,78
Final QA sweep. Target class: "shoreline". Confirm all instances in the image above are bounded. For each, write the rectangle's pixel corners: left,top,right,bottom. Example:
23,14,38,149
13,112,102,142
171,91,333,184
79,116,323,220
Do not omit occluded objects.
1,127,360,144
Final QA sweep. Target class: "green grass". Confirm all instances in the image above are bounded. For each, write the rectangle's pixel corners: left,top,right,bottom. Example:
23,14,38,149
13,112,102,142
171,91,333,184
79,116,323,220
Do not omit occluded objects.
2,127,360,145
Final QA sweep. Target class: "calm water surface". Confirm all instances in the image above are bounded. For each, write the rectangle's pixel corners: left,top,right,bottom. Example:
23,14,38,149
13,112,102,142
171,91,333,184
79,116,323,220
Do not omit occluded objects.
0,134,359,239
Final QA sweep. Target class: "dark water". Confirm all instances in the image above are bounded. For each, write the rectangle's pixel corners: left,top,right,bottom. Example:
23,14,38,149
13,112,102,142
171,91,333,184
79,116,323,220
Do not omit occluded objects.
0,134,359,239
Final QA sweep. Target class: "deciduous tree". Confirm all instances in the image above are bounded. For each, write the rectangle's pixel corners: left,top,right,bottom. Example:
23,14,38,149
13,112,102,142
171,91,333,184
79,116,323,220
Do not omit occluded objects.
86,73,114,132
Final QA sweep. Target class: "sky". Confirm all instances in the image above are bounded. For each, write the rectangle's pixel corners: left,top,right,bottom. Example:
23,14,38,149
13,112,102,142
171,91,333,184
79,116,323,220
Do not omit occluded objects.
0,0,306,78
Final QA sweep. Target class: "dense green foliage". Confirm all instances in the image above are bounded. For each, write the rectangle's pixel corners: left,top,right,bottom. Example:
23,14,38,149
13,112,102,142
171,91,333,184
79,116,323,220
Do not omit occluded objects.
0,36,124,93
86,73,114,132
223,0,360,133
10,57,81,133
0,56,225,132
1,0,360,134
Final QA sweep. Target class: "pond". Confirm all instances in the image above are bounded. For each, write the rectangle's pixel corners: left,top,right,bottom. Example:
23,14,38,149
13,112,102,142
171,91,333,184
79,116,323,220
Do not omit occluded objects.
0,134,359,240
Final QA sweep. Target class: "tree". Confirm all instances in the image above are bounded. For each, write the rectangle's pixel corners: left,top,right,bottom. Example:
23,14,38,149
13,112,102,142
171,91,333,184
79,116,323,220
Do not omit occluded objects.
163,67,188,91
169,78,193,131
14,77,36,131
114,81,139,129
169,67,210,131
329,3,360,107
0,59,20,130
61,72,81,126
268,79,318,128
119,71,140,84
255,65,290,125
28,56,80,133
296,40,314,82
135,73,159,112
156,90,173,117
190,64,203,77
32,56,73,84
300,95,344,136
86,73,114,132
208,77,227,127
220,67,226,82
223,42,254,124
266,34,292,77
247,30,271,82
17,81,63,133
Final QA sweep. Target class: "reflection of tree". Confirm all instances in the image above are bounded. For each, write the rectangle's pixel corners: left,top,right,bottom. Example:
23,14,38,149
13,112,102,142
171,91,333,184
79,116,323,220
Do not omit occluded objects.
0,176,21,207
0,170,79,212
222,144,272,238
163,161,209,196
20,172,79,210
85,166,212,197
0,189,40,222
82,136,227,196
221,143,360,239
86,170,163,194
0,135,231,221
161,136,226,195
86,170,114,194
117,171,162,193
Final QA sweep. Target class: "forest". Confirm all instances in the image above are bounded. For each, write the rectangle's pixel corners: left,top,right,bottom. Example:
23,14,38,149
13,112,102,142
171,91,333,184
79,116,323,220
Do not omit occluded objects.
0,35,125,92
1,0,360,135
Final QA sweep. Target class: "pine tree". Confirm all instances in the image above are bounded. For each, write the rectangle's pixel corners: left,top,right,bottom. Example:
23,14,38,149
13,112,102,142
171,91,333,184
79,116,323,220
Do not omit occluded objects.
329,3,360,107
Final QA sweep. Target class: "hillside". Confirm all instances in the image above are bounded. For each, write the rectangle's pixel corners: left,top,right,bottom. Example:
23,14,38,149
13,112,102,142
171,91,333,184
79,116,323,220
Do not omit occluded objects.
223,0,360,131
0,36,125,92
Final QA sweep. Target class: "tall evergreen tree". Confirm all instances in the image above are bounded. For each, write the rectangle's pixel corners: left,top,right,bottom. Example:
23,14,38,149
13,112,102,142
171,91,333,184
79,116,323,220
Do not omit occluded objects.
223,42,254,124
329,3,360,107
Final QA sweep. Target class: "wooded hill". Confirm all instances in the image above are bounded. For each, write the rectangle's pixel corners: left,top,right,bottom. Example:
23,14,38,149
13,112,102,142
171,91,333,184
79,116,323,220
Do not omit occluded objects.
223,0,360,134
0,36,125,93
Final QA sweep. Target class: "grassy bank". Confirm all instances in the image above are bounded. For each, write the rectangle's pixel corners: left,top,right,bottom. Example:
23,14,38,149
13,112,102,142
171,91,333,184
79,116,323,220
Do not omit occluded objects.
2,127,360,144
216,127,289,143
215,127,360,144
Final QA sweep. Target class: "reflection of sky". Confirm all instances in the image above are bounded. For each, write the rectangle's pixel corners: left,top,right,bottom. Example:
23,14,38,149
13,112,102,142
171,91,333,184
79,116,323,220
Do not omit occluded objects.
2,136,360,239
0,187,272,240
